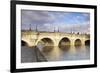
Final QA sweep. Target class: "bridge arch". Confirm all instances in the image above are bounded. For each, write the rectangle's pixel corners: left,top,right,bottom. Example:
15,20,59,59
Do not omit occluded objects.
36,38,54,47
36,38,54,52
85,40,90,46
21,40,28,46
74,39,82,47
58,37,71,50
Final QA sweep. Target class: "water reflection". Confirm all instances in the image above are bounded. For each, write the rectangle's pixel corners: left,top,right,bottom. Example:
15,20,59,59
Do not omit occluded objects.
37,45,90,61
43,46,54,52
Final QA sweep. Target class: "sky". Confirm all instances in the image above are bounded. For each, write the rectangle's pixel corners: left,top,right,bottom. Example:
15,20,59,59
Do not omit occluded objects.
21,10,90,34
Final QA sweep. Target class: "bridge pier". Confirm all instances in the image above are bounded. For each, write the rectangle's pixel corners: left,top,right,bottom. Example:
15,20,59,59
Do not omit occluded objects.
54,39,60,47
81,39,86,46
70,39,75,46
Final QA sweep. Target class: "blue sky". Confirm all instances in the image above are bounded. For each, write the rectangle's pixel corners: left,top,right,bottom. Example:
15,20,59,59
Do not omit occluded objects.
21,10,90,33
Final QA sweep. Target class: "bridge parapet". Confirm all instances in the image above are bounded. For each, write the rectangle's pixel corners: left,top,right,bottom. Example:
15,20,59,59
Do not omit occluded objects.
21,31,90,47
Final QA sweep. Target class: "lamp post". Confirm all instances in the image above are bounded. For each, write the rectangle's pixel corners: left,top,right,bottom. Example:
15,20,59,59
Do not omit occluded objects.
58,27,59,32
54,27,55,32
36,24,38,32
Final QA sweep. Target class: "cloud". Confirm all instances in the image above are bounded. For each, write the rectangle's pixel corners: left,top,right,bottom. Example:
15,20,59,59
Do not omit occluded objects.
59,23,90,33
21,10,55,25
21,10,90,33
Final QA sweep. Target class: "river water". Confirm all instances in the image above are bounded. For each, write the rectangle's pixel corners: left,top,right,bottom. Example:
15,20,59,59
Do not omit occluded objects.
21,45,90,63
37,45,90,61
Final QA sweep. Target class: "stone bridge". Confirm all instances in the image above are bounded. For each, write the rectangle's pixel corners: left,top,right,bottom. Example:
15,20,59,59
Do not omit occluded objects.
21,31,90,47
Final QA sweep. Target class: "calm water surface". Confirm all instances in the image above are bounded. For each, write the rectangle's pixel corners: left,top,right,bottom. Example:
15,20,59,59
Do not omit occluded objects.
37,45,90,61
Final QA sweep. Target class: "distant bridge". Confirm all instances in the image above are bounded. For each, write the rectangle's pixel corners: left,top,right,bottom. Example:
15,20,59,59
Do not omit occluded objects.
21,31,90,48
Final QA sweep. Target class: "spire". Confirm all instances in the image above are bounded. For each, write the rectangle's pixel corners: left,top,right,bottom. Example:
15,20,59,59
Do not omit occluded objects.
29,24,32,31
36,24,38,32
